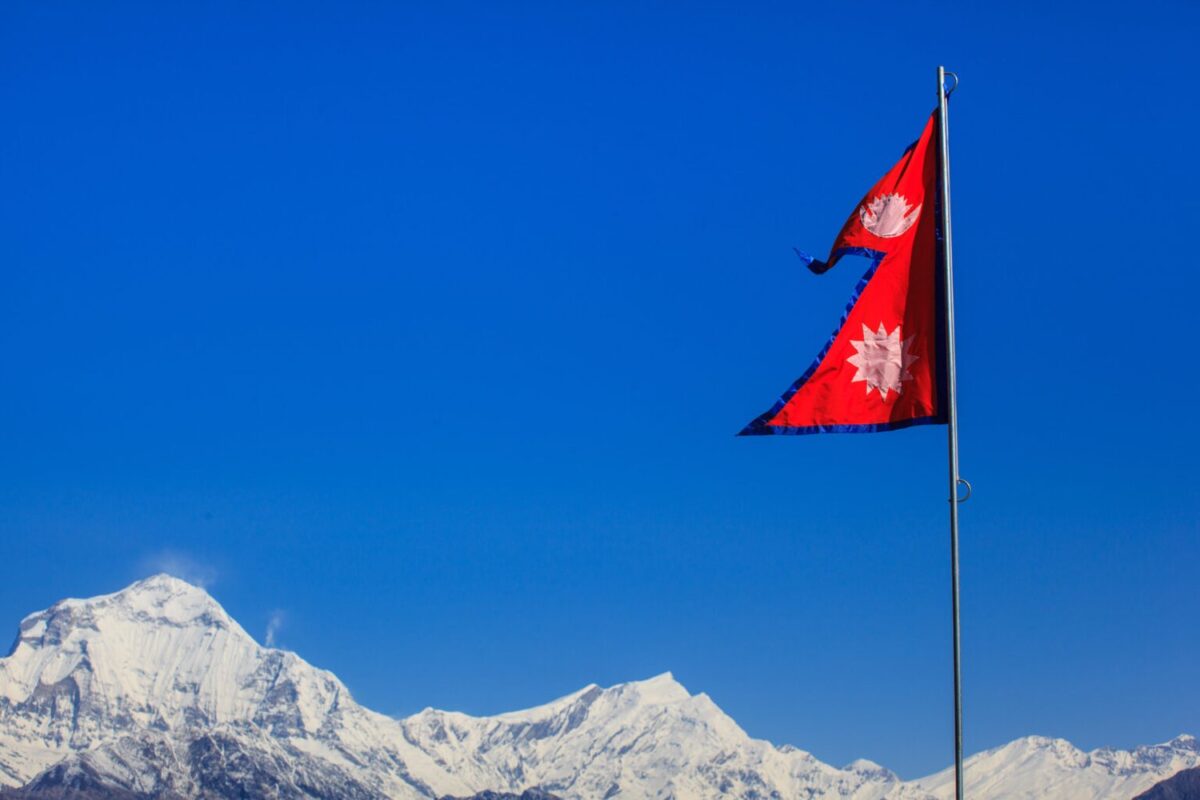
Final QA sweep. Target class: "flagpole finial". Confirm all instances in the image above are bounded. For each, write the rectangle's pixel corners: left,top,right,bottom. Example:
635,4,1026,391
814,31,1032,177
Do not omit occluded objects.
941,70,959,98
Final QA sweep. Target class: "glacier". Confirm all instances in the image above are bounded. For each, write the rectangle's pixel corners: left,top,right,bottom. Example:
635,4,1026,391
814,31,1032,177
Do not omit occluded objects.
0,575,1194,799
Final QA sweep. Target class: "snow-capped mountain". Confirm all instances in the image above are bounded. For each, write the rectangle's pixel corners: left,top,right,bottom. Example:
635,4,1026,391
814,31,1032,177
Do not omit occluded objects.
400,673,925,800
914,735,1200,800
0,576,1195,799
0,575,473,799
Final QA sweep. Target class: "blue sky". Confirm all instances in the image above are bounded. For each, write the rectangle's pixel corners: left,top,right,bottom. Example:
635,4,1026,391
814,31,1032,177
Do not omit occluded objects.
2,0,1197,779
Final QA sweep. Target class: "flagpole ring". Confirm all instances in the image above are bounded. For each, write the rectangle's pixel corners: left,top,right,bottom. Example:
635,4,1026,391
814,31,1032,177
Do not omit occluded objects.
955,477,972,503
943,71,959,97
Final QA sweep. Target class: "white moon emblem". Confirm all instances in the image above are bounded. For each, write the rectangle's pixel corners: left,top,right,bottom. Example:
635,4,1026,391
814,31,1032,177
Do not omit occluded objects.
859,193,921,238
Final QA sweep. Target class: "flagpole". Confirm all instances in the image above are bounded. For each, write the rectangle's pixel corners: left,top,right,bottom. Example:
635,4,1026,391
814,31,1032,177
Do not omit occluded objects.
936,65,965,800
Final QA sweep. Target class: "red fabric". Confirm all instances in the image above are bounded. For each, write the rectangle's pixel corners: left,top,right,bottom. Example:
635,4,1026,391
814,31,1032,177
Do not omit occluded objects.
760,113,943,432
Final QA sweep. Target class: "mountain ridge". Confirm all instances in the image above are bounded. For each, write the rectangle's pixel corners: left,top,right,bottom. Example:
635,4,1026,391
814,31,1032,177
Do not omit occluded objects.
0,576,1194,799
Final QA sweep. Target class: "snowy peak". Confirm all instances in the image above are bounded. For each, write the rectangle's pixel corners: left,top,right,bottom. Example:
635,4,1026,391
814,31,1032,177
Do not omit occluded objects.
9,574,243,660
94,573,235,628
2,574,251,706
609,671,691,705
488,671,690,725
915,734,1200,800
844,758,900,782
0,575,355,744
400,672,855,800
413,672,700,746
1133,734,1198,757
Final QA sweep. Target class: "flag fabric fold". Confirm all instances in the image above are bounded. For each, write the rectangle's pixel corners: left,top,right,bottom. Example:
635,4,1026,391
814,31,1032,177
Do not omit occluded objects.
741,113,947,435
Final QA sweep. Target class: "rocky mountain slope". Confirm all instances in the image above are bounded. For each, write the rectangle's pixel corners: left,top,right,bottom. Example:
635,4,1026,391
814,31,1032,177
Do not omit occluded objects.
1134,766,1200,799
0,576,1194,799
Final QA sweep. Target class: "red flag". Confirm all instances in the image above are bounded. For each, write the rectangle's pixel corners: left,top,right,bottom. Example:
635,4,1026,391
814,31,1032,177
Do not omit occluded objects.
741,113,946,435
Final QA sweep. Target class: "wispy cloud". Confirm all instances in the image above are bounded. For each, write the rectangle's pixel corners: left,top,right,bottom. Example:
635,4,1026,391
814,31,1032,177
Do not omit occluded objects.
265,610,286,647
138,550,218,589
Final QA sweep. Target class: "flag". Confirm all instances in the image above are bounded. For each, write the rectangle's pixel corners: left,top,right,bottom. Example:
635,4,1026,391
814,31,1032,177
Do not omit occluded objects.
740,112,947,435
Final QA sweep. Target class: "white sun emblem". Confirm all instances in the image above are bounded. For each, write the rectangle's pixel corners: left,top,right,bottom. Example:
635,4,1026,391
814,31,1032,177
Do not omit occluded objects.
859,193,921,238
846,323,918,400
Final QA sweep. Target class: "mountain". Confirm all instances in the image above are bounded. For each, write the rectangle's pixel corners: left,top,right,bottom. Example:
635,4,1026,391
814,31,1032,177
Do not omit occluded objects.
1135,767,1200,800
400,672,927,800
913,734,1200,800
0,576,1195,799
0,575,469,799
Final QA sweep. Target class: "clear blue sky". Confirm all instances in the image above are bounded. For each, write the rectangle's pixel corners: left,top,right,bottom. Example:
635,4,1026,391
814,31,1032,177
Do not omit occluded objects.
2,1,1196,780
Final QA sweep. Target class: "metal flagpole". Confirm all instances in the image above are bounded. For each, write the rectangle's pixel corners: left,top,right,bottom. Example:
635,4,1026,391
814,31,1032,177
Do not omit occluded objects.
936,65,965,800
936,67,964,800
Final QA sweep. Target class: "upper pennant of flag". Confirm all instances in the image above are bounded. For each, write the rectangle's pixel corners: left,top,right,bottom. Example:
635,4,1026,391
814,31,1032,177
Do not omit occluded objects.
846,323,918,401
859,193,921,238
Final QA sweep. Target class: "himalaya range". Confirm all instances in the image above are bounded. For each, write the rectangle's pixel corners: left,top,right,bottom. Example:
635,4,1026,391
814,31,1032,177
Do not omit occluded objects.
0,575,1194,799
